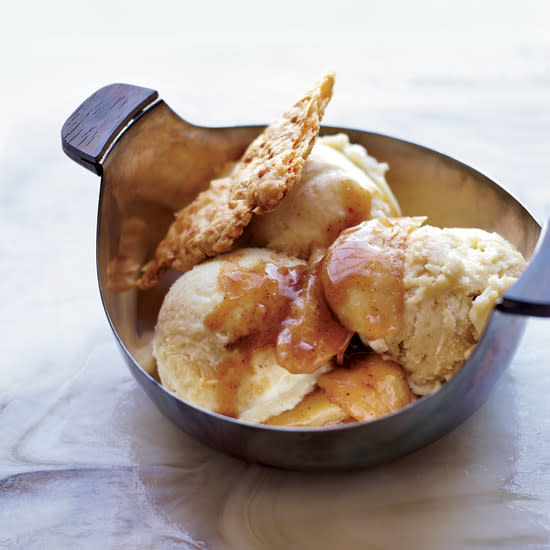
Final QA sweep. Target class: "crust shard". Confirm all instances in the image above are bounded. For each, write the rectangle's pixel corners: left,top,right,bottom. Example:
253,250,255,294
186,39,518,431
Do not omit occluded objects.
138,72,335,290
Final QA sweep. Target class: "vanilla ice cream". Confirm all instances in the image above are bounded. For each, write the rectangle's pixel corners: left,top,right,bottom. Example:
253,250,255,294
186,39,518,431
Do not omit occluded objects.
153,248,346,423
247,134,400,259
322,218,527,395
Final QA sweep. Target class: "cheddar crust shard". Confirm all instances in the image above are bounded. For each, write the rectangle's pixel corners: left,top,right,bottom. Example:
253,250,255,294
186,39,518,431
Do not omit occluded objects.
138,72,335,290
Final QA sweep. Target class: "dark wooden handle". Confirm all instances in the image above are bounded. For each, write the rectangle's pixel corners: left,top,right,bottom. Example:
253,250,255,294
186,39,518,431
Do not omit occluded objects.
497,218,550,317
61,83,159,175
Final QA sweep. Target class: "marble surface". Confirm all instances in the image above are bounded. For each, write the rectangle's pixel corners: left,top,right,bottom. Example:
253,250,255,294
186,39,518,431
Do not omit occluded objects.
1,1,550,548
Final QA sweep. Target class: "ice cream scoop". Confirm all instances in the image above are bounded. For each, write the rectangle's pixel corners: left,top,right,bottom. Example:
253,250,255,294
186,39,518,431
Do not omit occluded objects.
154,248,350,423
246,134,400,258
322,218,527,395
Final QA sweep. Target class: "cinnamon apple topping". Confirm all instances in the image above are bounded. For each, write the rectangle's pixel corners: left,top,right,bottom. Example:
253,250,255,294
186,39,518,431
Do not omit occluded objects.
203,252,353,417
318,355,414,423
321,217,425,340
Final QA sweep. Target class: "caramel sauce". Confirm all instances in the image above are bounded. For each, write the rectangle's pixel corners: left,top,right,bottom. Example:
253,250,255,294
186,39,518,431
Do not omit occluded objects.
321,217,424,340
213,351,250,418
318,354,414,422
263,388,352,427
324,180,372,246
276,252,352,374
204,254,352,416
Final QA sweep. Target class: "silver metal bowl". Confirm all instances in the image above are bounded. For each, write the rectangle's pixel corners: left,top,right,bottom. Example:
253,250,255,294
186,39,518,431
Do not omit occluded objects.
61,84,550,470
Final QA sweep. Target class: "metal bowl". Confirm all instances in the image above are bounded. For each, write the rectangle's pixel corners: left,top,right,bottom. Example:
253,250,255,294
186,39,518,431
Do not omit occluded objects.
61,84,550,470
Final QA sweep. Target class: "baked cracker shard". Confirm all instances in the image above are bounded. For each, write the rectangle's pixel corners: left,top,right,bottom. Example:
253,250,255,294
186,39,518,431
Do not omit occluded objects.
137,71,335,290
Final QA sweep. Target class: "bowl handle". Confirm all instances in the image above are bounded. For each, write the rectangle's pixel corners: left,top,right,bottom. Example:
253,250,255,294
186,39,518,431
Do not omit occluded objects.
61,83,159,176
496,218,550,317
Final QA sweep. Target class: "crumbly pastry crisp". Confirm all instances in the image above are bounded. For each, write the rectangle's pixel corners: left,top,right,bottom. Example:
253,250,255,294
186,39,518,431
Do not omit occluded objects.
138,72,335,289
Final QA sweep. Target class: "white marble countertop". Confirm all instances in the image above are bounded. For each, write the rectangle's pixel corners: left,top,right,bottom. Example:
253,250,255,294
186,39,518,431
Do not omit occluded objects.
2,1,550,548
